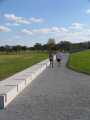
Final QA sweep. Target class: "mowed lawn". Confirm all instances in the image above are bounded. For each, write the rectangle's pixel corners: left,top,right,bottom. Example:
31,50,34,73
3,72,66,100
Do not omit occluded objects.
0,52,48,80
68,50,90,74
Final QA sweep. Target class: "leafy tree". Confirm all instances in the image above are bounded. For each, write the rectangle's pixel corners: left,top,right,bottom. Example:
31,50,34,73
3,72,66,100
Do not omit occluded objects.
47,38,56,51
34,43,42,50
57,41,72,51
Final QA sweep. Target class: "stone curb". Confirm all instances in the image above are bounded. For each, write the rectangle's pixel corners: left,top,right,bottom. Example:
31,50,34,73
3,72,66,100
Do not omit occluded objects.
0,59,50,109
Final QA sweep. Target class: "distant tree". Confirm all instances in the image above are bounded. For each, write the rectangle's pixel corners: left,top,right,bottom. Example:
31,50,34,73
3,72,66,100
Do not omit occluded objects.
47,38,56,51
42,44,48,51
71,42,89,53
88,41,90,49
81,42,89,49
0,46,5,52
12,45,22,53
4,45,12,54
21,46,27,51
34,43,42,50
58,41,72,51
29,46,34,50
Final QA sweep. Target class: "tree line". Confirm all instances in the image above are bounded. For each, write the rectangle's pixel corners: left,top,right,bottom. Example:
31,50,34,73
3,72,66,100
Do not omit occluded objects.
0,38,90,54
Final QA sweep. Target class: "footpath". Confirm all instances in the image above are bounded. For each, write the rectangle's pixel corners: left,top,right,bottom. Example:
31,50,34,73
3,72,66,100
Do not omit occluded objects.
0,54,90,120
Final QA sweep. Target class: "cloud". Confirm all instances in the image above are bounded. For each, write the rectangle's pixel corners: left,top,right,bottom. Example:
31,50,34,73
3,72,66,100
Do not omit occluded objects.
21,28,50,35
0,25,11,32
51,27,68,32
30,17,44,23
70,22,84,30
1,21,87,45
4,14,44,25
86,9,90,15
4,14,30,24
5,22,19,26
21,29,33,35
21,27,68,36
55,24,90,43
21,22,90,44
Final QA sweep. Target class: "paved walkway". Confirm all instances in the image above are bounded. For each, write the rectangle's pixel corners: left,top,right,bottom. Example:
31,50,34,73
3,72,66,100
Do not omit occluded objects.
0,54,90,120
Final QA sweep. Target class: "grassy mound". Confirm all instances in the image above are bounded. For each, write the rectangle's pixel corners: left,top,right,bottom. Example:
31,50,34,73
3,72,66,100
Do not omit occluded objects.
68,50,90,74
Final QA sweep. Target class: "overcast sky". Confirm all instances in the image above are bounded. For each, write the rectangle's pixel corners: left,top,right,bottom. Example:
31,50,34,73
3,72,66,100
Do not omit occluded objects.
0,0,90,46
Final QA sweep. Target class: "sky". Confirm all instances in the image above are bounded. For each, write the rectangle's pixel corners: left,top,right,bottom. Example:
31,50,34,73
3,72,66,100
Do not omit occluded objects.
0,0,90,46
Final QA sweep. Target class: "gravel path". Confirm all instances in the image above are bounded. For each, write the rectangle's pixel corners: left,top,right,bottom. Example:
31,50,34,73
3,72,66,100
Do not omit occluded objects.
0,54,90,120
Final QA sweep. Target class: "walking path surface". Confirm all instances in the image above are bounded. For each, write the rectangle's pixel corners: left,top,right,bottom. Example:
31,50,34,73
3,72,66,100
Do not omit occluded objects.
0,54,90,120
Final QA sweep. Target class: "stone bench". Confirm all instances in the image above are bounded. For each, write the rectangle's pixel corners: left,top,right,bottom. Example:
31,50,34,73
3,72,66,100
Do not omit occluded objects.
0,59,50,109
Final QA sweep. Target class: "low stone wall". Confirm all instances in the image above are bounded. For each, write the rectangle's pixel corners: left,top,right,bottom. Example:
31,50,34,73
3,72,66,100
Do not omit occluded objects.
0,59,50,109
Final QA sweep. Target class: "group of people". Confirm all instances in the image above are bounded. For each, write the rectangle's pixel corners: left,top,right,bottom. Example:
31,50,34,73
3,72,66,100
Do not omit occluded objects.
49,51,63,68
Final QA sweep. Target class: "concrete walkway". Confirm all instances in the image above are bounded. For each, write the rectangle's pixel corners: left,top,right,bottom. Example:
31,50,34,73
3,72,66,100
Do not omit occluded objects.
0,54,90,120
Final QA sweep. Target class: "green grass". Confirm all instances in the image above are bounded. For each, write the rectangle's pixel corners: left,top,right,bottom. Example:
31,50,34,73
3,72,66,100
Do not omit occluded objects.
68,50,90,74
0,51,48,80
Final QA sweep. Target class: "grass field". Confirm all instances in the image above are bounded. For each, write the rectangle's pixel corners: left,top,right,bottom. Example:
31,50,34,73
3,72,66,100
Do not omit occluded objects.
0,51,48,80
68,50,90,74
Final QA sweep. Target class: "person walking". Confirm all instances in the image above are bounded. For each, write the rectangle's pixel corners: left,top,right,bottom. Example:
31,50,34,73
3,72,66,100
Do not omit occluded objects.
56,51,63,66
49,52,54,68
